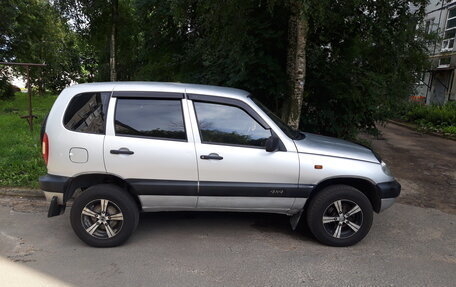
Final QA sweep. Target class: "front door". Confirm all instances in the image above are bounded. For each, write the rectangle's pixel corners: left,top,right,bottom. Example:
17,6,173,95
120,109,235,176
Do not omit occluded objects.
104,94,199,210
187,96,300,213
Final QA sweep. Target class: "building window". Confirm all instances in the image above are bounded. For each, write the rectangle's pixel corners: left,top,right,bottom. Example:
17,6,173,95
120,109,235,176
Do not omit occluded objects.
424,19,433,34
439,57,451,67
442,9,456,51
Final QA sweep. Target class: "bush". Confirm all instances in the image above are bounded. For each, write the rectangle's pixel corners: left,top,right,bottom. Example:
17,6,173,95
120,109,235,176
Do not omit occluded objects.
398,102,456,135
404,102,456,126
0,78,16,101
11,85,21,93
442,126,456,135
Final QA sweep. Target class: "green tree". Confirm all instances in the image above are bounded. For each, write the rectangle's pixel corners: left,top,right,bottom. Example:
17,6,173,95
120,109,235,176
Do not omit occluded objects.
54,0,140,81
302,0,429,138
11,0,430,139
0,0,21,98
133,0,430,138
134,0,289,112
0,0,82,93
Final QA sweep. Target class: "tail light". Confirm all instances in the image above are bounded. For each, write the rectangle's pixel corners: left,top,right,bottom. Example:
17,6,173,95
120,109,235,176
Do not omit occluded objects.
42,133,49,165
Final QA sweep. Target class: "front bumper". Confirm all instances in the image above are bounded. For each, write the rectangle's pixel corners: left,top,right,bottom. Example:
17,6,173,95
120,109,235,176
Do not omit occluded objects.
376,180,401,212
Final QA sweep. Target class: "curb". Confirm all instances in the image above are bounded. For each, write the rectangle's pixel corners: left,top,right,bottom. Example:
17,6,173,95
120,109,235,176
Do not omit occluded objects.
387,120,456,141
0,189,44,198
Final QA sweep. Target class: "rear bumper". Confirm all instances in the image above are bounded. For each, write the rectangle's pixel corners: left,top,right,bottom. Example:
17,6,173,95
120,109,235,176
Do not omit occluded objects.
376,180,401,212
39,174,69,194
39,174,70,216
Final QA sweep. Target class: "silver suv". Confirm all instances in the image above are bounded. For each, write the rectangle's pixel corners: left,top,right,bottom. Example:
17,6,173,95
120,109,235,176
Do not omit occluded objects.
39,82,400,247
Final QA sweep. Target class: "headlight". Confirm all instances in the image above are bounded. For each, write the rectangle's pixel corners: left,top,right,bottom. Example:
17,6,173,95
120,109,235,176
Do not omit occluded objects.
381,161,392,176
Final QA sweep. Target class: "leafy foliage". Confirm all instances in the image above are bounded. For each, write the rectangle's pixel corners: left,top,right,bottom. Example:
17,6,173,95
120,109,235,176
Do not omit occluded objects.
401,102,456,134
54,0,141,81
1,0,432,139
441,126,456,135
302,0,430,138
131,0,430,138
0,0,82,93
133,0,289,111
0,76,16,100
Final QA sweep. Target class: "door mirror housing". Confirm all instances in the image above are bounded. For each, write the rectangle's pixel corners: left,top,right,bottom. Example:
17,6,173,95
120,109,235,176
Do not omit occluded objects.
265,136,280,152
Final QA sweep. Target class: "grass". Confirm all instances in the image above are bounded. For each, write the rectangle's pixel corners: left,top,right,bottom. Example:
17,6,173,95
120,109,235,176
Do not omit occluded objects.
0,92,56,188
398,102,456,136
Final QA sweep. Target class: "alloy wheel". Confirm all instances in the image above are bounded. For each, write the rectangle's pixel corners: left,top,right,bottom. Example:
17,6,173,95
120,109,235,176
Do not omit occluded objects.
80,199,124,239
322,199,363,239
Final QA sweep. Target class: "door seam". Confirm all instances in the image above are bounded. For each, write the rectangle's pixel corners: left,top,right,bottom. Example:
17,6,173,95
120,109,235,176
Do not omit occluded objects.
184,89,201,207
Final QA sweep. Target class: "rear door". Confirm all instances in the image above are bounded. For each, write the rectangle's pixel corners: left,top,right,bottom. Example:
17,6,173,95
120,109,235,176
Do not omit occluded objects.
104,92,198,210
187,95,301,213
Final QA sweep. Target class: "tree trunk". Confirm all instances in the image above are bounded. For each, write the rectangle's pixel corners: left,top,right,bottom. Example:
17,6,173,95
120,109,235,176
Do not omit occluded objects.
39,36,45,95
284,1,308,130
38,72,45,96
110,0,118,82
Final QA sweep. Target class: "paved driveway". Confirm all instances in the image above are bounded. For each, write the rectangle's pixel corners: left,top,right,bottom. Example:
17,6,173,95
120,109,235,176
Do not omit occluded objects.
0,196,455,287
368,122,456,214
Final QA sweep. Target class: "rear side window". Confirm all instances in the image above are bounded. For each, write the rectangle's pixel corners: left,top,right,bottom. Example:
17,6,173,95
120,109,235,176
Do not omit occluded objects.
115,98,186,141
63,92,110,134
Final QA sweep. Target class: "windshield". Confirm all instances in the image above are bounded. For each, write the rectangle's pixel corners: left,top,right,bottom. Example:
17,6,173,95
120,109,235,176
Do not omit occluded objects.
251,97,305,140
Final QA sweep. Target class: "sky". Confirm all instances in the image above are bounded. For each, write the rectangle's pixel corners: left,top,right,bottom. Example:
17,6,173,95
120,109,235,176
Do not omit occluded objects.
12,76,26,89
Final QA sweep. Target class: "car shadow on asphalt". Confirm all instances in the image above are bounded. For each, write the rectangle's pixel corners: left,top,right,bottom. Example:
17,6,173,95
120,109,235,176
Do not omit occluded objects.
134,211,314,243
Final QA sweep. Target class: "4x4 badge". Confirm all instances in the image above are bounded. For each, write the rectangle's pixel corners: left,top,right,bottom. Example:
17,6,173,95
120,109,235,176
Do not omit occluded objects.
270,189,284,195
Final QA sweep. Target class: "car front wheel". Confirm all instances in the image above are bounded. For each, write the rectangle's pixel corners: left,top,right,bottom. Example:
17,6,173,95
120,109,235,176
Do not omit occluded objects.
70,184,139,247
306,185,373,247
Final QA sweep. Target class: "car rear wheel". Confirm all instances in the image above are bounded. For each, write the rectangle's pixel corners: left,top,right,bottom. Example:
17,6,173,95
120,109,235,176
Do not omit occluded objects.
306,185,373,247
70,184,139,247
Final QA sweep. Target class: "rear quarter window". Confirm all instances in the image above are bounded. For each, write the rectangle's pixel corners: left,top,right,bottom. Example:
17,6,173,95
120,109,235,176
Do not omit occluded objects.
63,92,110,134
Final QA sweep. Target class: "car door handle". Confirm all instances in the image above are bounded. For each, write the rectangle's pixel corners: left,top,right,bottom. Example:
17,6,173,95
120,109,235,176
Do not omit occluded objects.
200,153,223,160
110,149,134,155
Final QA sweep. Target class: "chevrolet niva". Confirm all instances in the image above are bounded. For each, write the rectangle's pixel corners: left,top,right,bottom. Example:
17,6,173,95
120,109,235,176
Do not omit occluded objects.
39,82,400,247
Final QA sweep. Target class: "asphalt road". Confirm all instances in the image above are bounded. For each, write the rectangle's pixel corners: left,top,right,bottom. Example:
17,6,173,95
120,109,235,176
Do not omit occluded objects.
367,122,456,214
0,196,455,287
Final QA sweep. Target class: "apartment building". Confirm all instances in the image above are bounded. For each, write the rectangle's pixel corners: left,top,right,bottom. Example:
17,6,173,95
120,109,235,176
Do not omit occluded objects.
417,0,456,104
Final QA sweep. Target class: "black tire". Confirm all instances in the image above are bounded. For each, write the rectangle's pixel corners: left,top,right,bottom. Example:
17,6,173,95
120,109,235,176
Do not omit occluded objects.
70,184,139,247
306,185,373,247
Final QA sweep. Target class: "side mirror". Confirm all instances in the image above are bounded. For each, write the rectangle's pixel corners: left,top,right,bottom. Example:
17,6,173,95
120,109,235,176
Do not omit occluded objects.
265,136,280,152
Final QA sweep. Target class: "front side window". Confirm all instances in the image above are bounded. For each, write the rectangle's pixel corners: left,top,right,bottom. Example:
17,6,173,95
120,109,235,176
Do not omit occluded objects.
64,92,110,134
115,98,186,140
194,102,271,147
251,97,304,140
